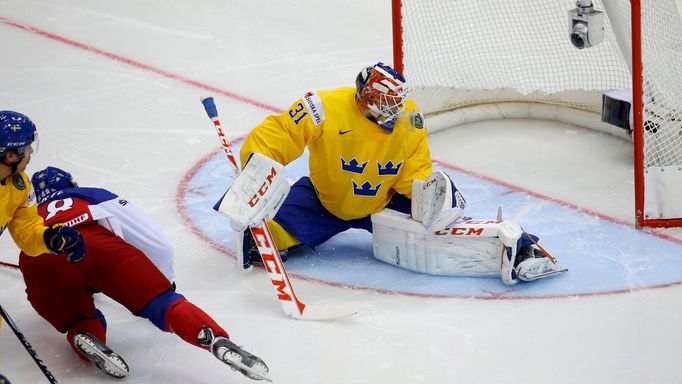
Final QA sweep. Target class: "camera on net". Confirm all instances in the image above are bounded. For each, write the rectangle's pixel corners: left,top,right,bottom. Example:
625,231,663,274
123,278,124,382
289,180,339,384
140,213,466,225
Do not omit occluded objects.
568,0,604,49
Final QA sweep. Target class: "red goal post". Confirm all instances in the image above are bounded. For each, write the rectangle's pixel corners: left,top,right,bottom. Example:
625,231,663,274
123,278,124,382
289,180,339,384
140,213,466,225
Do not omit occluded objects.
392,0,682,228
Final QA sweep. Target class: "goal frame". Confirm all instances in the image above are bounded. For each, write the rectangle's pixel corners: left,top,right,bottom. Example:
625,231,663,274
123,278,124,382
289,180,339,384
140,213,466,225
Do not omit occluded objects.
391,0,682,229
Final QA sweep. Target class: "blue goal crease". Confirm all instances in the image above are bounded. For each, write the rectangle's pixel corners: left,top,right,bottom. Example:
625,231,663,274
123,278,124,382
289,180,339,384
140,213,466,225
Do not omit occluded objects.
181,144,682,298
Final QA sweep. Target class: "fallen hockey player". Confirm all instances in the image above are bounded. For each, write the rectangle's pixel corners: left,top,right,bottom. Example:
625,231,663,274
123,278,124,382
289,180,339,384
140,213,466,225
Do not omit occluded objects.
18,166,271,381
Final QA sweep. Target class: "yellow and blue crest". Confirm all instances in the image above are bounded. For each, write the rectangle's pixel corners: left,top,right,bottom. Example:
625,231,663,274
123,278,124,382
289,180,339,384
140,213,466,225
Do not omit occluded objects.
341,157,368,174
377,160,403,176
352,180,382,196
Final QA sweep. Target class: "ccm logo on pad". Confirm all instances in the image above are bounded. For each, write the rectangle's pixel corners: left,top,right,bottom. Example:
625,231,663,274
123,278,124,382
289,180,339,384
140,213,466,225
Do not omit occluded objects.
423,177,437,190
248,167,278,208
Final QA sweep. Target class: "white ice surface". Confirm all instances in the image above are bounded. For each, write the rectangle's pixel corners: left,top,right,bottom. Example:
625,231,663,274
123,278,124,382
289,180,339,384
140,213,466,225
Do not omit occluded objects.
2,1,682,383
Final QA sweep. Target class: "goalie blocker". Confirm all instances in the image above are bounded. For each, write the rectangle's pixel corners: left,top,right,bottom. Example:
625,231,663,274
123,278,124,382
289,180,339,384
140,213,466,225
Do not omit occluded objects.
371,209,567,285
214,152,290,233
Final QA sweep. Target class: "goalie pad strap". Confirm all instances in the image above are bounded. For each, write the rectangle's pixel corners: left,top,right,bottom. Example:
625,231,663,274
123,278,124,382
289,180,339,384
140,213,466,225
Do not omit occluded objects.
217,152,290,232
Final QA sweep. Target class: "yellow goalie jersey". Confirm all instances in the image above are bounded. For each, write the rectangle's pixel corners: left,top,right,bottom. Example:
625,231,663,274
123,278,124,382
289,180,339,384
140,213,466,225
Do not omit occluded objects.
240,87,432,220
0,172,49,256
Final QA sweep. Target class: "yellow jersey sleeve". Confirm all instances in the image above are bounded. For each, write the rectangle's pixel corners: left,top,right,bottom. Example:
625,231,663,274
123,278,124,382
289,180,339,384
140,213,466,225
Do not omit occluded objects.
240,95,322,167
1,172,50,256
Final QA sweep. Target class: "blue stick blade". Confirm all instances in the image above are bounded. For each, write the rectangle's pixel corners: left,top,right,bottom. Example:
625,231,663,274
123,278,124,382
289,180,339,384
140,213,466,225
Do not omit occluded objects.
201,97,219,119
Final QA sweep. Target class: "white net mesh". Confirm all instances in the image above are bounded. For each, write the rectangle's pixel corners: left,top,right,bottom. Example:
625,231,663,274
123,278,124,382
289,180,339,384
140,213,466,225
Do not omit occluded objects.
640,2,682,168
399,0,682,222
401,0,634,114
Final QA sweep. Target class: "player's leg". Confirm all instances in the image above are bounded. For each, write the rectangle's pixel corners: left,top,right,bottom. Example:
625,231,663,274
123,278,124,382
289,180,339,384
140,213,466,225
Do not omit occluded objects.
79,224,268,380
272,177,359,246
18,247,127,378
138,290,269,380
18,251,96,337
81,224,173,313
371,210,567,283
513,239,568,282
236,219,302,270
69,223,174,378
66,310,107,355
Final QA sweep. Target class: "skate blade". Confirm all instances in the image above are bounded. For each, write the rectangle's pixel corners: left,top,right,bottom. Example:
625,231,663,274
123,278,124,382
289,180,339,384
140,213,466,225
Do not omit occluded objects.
223,354,273,382
518,267,568,282
74,335,129,378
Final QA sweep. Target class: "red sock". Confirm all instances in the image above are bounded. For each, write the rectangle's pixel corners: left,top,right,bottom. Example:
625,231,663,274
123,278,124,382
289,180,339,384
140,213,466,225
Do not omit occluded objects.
165,298,229,349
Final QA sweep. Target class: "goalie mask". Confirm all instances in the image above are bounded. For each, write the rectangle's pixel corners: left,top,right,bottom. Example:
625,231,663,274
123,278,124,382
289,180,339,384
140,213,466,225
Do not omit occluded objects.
0,110,39,159
355,62,409,133
31,166,79,204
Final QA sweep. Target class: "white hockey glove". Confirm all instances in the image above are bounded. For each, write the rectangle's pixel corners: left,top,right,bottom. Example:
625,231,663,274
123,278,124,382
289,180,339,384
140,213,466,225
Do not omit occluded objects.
216,152,290,232
411,170,466,232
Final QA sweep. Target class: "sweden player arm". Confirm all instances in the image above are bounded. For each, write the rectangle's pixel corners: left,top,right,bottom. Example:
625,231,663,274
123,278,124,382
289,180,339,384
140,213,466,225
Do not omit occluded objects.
240,98,321,167
8,181,50,256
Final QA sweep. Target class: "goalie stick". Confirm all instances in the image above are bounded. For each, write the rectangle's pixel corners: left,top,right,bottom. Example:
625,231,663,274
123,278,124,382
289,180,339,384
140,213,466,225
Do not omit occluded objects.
200,96,358,321
0,304,60,384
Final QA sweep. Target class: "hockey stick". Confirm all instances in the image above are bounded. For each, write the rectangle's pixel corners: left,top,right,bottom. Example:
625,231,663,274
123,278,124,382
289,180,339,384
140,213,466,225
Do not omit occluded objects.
0,260,20,271
0,304,60,383
200,96,358,321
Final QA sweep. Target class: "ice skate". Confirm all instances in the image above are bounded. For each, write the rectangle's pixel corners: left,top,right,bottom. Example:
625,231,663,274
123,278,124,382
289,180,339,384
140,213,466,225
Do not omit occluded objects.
235,229,256,271
515,247,567,282
73,331,129,379
237,228,292,271
210,336,271,382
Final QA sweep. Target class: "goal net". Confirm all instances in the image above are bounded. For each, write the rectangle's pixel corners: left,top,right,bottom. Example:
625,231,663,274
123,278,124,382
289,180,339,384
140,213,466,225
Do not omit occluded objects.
392,0,682,228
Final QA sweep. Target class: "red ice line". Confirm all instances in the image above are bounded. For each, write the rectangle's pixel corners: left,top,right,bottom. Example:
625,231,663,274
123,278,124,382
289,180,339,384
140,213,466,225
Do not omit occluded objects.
0,16,281,114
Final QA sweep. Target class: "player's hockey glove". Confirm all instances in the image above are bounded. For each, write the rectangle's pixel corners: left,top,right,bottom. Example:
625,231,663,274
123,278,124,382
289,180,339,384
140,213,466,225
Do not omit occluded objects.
44,223,86,263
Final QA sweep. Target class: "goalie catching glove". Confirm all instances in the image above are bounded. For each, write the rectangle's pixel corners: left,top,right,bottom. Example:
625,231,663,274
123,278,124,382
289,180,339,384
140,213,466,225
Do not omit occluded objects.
215,152,290,232
411,170,466,232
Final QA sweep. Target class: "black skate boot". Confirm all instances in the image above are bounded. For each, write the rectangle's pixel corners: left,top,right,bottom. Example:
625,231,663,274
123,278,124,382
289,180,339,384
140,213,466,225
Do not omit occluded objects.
237,229,290,271
73,331,129,379
514,245,536,267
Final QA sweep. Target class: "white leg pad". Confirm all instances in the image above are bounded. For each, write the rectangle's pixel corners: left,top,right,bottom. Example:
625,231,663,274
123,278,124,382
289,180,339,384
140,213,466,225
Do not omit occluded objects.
497,221,524,285
371,209,511,277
